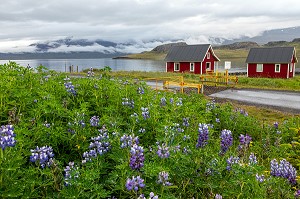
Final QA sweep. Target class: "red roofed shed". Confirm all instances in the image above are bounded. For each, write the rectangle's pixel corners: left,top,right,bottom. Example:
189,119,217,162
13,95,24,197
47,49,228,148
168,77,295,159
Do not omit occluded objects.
165,44,220,74
246,47,298,78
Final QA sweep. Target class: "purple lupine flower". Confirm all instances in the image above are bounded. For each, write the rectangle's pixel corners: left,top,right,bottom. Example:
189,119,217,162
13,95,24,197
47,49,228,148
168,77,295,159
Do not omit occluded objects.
270,159,280,176
30,146,54,168
183,135,190,141
43,121,51,128
75,113,86,128
141,107,150,119
249,153,258,165
273,122,279,129
125,176,145,192
160,97,167,106
215,118,220,123
120,134,139,148
0,125,16,150
226,156,239,171
149,192,159,199
206,100,216,112
270,159,297,185
215,194,222,199
129,144,145,170
238,134,252,151
138,128,145,134
137,87,144,94
64,81,77,95
295,190,300,198
87,67,94,77
235,108,248,116
138,192,159,199
176,98,183,106
64,162,79,186
157,143,170,158
182,117,189,127
170,98,174,104
157,171,172,186
239,134,252,146
220,129,233,155
82,131,110,163
137,194,146,199
173,145,181,153
122,98,134,108
196,123,209,148
183,146,190,154
90,116,100,127
174,123,184,133
256,174,265,183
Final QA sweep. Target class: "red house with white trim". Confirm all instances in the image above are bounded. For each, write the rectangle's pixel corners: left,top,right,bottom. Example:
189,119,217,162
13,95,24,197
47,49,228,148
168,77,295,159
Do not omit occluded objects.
165,44,220,74
246,47,298,78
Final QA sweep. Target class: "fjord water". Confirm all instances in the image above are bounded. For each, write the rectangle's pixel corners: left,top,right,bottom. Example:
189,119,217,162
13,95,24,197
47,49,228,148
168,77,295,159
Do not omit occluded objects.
0,58,166,72
0,58,247,73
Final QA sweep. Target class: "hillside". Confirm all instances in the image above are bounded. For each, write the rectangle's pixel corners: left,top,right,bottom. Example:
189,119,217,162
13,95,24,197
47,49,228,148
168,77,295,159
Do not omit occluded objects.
123,39,300,64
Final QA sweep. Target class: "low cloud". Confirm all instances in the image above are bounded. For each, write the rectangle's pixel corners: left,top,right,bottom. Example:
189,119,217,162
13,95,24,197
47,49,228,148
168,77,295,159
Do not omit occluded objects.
1,0,300,53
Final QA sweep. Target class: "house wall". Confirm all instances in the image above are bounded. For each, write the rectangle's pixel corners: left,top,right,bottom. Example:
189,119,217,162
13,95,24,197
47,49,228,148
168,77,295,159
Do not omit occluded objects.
165,48,219,74
166,62,202,74
247,63,289,78
202,48,217,73
288,56,297,78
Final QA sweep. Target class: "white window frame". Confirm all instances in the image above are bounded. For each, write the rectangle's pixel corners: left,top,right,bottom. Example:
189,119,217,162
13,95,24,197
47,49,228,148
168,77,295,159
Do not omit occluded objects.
174,62,180,71
190,62,194,72
207,52,210,59
256,64,263,72
275,64,280,73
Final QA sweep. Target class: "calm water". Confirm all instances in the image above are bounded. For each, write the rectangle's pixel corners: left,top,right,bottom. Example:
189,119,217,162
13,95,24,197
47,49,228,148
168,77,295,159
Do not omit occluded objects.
0,58,166,72
0,58,247,73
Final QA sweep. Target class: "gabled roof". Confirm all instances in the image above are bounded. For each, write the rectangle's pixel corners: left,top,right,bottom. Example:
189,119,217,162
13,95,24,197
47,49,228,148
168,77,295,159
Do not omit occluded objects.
165,44,220,62
246,47,298,63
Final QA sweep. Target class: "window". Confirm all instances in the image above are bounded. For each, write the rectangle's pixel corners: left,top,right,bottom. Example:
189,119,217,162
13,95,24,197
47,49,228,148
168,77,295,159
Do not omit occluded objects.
256,64,263,72
275,64,280,73
206,62,211,70
290,63,293,72
174,63,180,71
190,63,194,72
207,52,210,59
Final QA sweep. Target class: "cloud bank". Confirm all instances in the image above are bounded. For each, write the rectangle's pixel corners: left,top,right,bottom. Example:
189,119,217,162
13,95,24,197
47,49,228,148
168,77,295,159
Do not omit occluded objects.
1,0,300,52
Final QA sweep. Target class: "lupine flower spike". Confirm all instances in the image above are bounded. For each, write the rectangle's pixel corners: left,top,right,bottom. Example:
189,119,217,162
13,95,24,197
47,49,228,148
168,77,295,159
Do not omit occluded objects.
0,125,16,150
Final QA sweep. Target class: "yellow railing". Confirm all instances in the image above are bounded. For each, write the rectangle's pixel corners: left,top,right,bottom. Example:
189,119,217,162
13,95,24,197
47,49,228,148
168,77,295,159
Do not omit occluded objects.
144,76,202,94
200,70,238,86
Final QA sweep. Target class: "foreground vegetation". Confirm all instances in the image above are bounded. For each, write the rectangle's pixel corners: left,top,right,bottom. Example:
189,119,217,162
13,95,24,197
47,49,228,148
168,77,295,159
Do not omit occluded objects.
102,70,300,92
1,62,300,198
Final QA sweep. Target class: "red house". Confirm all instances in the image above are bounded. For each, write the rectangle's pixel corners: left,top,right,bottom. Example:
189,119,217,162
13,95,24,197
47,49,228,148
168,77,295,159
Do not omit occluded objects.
165,44,220,74
246,47,298,78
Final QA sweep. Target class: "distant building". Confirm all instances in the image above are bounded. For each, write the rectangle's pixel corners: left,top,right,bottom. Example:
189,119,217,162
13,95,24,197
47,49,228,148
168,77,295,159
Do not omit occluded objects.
165,44,220,74
246,47,297,78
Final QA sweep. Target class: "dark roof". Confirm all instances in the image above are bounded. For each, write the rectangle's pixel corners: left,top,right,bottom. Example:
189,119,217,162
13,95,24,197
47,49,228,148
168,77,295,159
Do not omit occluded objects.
165,44,220,62
246,47,297,63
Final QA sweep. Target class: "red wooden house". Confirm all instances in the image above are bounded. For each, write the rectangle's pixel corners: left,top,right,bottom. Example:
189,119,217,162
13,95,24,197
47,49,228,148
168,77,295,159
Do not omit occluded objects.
165,44,220,74
246,47,297,78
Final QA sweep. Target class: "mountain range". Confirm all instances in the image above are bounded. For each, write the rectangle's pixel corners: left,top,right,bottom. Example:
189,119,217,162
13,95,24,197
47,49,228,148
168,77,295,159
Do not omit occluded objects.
1,26,300,60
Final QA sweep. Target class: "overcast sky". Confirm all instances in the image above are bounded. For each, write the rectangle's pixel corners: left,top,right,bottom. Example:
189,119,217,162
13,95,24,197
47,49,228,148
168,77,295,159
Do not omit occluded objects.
1,0,300,53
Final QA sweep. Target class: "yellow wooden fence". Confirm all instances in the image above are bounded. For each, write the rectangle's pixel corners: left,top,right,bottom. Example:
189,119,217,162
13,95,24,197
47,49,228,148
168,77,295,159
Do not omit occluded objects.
200,70,238,86
144,76,202,94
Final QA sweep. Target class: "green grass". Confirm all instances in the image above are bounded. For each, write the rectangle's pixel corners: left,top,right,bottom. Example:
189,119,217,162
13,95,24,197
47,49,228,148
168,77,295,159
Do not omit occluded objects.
237,75,300,91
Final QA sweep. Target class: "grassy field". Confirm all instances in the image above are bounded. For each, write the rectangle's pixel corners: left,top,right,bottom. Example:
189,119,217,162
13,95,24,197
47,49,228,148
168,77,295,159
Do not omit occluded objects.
79,69,300,123
2,62,300,198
